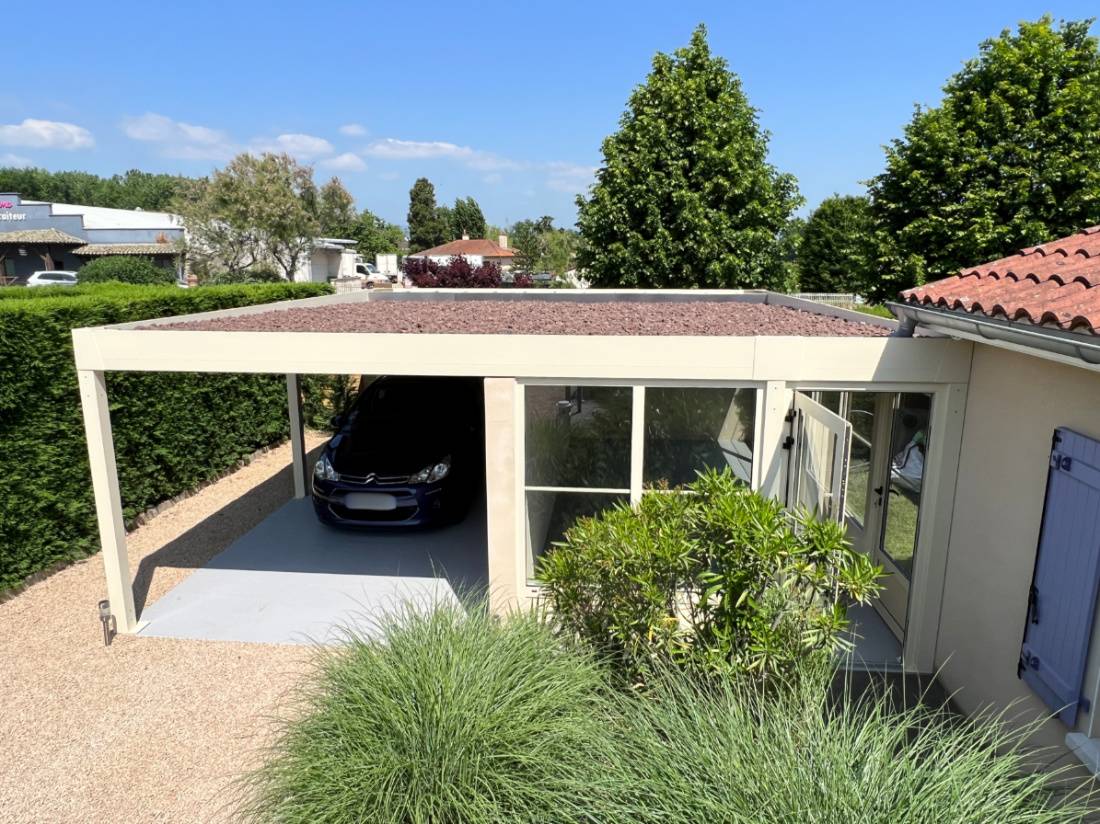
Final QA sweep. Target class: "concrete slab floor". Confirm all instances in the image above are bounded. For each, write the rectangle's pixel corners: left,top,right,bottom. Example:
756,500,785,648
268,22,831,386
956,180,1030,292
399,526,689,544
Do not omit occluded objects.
137,496,489,644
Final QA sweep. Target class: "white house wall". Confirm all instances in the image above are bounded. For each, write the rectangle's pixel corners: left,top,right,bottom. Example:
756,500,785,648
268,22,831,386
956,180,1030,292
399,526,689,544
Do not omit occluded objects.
938,344,1100,756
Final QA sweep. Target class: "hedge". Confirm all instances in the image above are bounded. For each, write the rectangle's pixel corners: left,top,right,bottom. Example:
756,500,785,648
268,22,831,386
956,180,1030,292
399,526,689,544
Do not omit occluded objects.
78,255,177,285
0,282,332,592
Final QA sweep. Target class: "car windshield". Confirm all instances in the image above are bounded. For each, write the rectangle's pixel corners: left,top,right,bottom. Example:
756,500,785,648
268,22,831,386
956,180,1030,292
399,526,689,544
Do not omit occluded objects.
362,382,437,425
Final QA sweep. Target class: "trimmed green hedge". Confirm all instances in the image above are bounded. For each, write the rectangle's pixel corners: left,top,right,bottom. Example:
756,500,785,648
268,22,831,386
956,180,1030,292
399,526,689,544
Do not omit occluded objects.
78,255,177,285
0,282,331,592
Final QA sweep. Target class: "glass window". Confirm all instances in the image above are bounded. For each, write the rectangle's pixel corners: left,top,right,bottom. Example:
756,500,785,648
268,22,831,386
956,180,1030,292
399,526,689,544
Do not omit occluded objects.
643,387,756,487
524,385,631,489
880,393,931,578
844,392,877,532
525,490,628,578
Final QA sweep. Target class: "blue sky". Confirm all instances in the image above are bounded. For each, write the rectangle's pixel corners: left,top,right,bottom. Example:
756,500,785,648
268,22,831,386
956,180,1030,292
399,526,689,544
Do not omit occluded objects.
2,1,1096,228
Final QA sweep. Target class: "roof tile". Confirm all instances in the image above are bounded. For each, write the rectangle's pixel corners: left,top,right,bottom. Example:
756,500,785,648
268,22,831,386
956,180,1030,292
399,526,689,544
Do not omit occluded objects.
900,226,1100,335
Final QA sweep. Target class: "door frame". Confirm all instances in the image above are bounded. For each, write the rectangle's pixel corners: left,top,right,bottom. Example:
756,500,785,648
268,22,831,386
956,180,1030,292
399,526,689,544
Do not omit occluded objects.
793,381,969,674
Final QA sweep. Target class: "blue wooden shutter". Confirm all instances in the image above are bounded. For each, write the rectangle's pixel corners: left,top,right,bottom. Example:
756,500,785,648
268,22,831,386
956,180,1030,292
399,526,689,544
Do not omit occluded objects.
1019,428,1100,726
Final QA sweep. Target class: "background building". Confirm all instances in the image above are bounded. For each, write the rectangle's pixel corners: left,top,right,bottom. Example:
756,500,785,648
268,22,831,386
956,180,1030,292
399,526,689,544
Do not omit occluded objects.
0,193,184,283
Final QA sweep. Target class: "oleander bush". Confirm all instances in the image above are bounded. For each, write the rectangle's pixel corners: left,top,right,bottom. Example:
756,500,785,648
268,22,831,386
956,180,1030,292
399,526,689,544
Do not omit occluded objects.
240,602,1093,823
538,468,883,683
78,255,177,285
0,281,332,591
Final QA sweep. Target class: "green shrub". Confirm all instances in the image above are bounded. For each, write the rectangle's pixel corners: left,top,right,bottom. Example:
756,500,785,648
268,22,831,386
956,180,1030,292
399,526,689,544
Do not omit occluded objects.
538,469,882,682
0,282,331,591
78,255,176,285
200,264,284,285
608,663,1092,823
239,604,616,824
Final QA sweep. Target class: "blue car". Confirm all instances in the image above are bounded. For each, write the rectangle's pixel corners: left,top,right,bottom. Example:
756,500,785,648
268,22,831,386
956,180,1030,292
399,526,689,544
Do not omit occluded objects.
311,376,484,528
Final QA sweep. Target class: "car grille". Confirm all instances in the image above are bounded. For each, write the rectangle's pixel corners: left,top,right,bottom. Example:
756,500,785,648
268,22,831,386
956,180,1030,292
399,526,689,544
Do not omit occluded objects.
339,472,408,486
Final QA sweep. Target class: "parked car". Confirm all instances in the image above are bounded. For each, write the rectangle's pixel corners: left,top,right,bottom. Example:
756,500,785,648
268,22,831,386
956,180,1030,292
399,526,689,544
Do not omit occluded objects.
311,376,484,528
26,270,78,287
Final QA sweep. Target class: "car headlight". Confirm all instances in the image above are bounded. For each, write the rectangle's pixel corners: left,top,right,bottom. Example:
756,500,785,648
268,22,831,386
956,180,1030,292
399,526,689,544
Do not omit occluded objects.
409,456,451,484
313,453,339,482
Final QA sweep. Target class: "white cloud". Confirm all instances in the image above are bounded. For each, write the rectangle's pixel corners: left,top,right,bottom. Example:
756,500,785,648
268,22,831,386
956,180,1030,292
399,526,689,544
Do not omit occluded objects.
320,152,367,172
121,113,234,160
339,123,368,137
545,162,597,193
0,152,32,167
252,133,334,160
482,173,503,185
363,138,474,161
0,118,94,150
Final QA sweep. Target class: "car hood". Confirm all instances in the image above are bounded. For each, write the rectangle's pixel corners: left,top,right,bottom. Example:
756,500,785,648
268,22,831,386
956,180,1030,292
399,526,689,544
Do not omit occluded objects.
329,427,452,477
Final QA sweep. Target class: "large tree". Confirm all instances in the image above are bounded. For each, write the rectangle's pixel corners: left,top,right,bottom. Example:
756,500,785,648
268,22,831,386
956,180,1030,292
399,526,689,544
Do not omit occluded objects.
449,196,487,239
175,152,319,279
0,166,188,211
869,17,1100,292
348,209,405,257
316,177,358,237
407,177,447,251
576,25,801,288
798,196,878,295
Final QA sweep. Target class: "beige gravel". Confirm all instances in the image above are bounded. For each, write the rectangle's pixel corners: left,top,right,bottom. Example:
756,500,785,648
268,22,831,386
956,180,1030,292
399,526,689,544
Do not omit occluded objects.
0,435,325,823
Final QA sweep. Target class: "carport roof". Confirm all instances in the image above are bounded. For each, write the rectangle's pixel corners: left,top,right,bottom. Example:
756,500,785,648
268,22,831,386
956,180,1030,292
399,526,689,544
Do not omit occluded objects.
144,292,892,337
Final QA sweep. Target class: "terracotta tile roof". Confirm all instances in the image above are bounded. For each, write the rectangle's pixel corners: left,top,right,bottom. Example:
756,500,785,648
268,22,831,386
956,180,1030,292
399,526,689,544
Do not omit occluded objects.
408,238,516,258
0,228,85,245
900,226,1100,335
73,243,179,256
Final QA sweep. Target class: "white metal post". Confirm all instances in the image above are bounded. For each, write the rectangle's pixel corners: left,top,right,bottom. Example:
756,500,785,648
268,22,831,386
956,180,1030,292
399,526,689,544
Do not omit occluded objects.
287,373,308,498
756,380,792,500
77,369,138,633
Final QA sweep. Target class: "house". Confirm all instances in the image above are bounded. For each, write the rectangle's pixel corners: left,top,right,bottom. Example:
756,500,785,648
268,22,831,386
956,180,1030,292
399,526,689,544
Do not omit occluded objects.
406,234,516,269
0,193,183,282
69,227,1100,773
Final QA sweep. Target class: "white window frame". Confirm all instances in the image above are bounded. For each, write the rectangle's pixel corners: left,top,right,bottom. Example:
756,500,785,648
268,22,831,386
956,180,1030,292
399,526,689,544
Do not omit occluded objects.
515,379,766,592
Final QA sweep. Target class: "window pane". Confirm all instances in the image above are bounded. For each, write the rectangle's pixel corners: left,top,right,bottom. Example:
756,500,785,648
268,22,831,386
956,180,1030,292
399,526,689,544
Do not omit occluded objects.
526,490,628,579
817,391,842,414
524,385,631,488
881,393,931,578
643,387,756,487
844,392,877,531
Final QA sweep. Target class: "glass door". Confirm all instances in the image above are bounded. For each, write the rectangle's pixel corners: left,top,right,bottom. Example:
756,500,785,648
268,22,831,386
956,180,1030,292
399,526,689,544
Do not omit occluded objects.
871,393,932,631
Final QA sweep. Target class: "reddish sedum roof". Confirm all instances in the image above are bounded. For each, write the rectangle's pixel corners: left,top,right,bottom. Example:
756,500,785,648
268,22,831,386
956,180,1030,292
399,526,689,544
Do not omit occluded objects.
150,299,891,337
901,226,1100,335
408,238,516,258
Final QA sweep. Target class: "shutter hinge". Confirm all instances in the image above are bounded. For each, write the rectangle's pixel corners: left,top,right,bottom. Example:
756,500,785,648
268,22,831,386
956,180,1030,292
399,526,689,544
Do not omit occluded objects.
784,410,796,423
1028,585,1039,625
782,436,795,450
1050,452,1073,472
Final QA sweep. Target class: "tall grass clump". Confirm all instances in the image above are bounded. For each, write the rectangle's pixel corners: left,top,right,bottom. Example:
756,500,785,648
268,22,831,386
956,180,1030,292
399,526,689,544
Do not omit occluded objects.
606,662,1093,823
238,603,616,824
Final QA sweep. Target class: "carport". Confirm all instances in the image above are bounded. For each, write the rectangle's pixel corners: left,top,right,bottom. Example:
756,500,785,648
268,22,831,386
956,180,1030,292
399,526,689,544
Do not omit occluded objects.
73,288,973,670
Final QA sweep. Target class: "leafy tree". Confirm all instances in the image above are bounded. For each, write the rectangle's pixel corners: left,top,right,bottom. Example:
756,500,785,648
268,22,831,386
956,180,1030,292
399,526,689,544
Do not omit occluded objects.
576,25,801,289
316,177,358,237
348,209,405,257
542,229,579,276
509,219,545,274
798,196,878,294
868,17,1100,293
407,177,447,251
450,196,487,239
175,152,319,279
0,166,187,211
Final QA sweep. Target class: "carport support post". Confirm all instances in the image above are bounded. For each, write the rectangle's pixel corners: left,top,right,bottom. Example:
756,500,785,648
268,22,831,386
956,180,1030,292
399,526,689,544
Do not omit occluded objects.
77,370,138,633
287,373,308,498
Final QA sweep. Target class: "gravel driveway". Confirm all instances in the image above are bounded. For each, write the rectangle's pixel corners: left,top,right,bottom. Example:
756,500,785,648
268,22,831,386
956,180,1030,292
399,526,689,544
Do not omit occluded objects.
0,437,325,823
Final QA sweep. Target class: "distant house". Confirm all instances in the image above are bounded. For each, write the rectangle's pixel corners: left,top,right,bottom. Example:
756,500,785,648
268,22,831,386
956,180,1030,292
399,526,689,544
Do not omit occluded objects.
406,234,516,269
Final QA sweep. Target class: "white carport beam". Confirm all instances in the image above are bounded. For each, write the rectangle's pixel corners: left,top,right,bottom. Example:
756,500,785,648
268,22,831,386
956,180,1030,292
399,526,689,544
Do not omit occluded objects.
77,370,137,633
287,373,308,498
